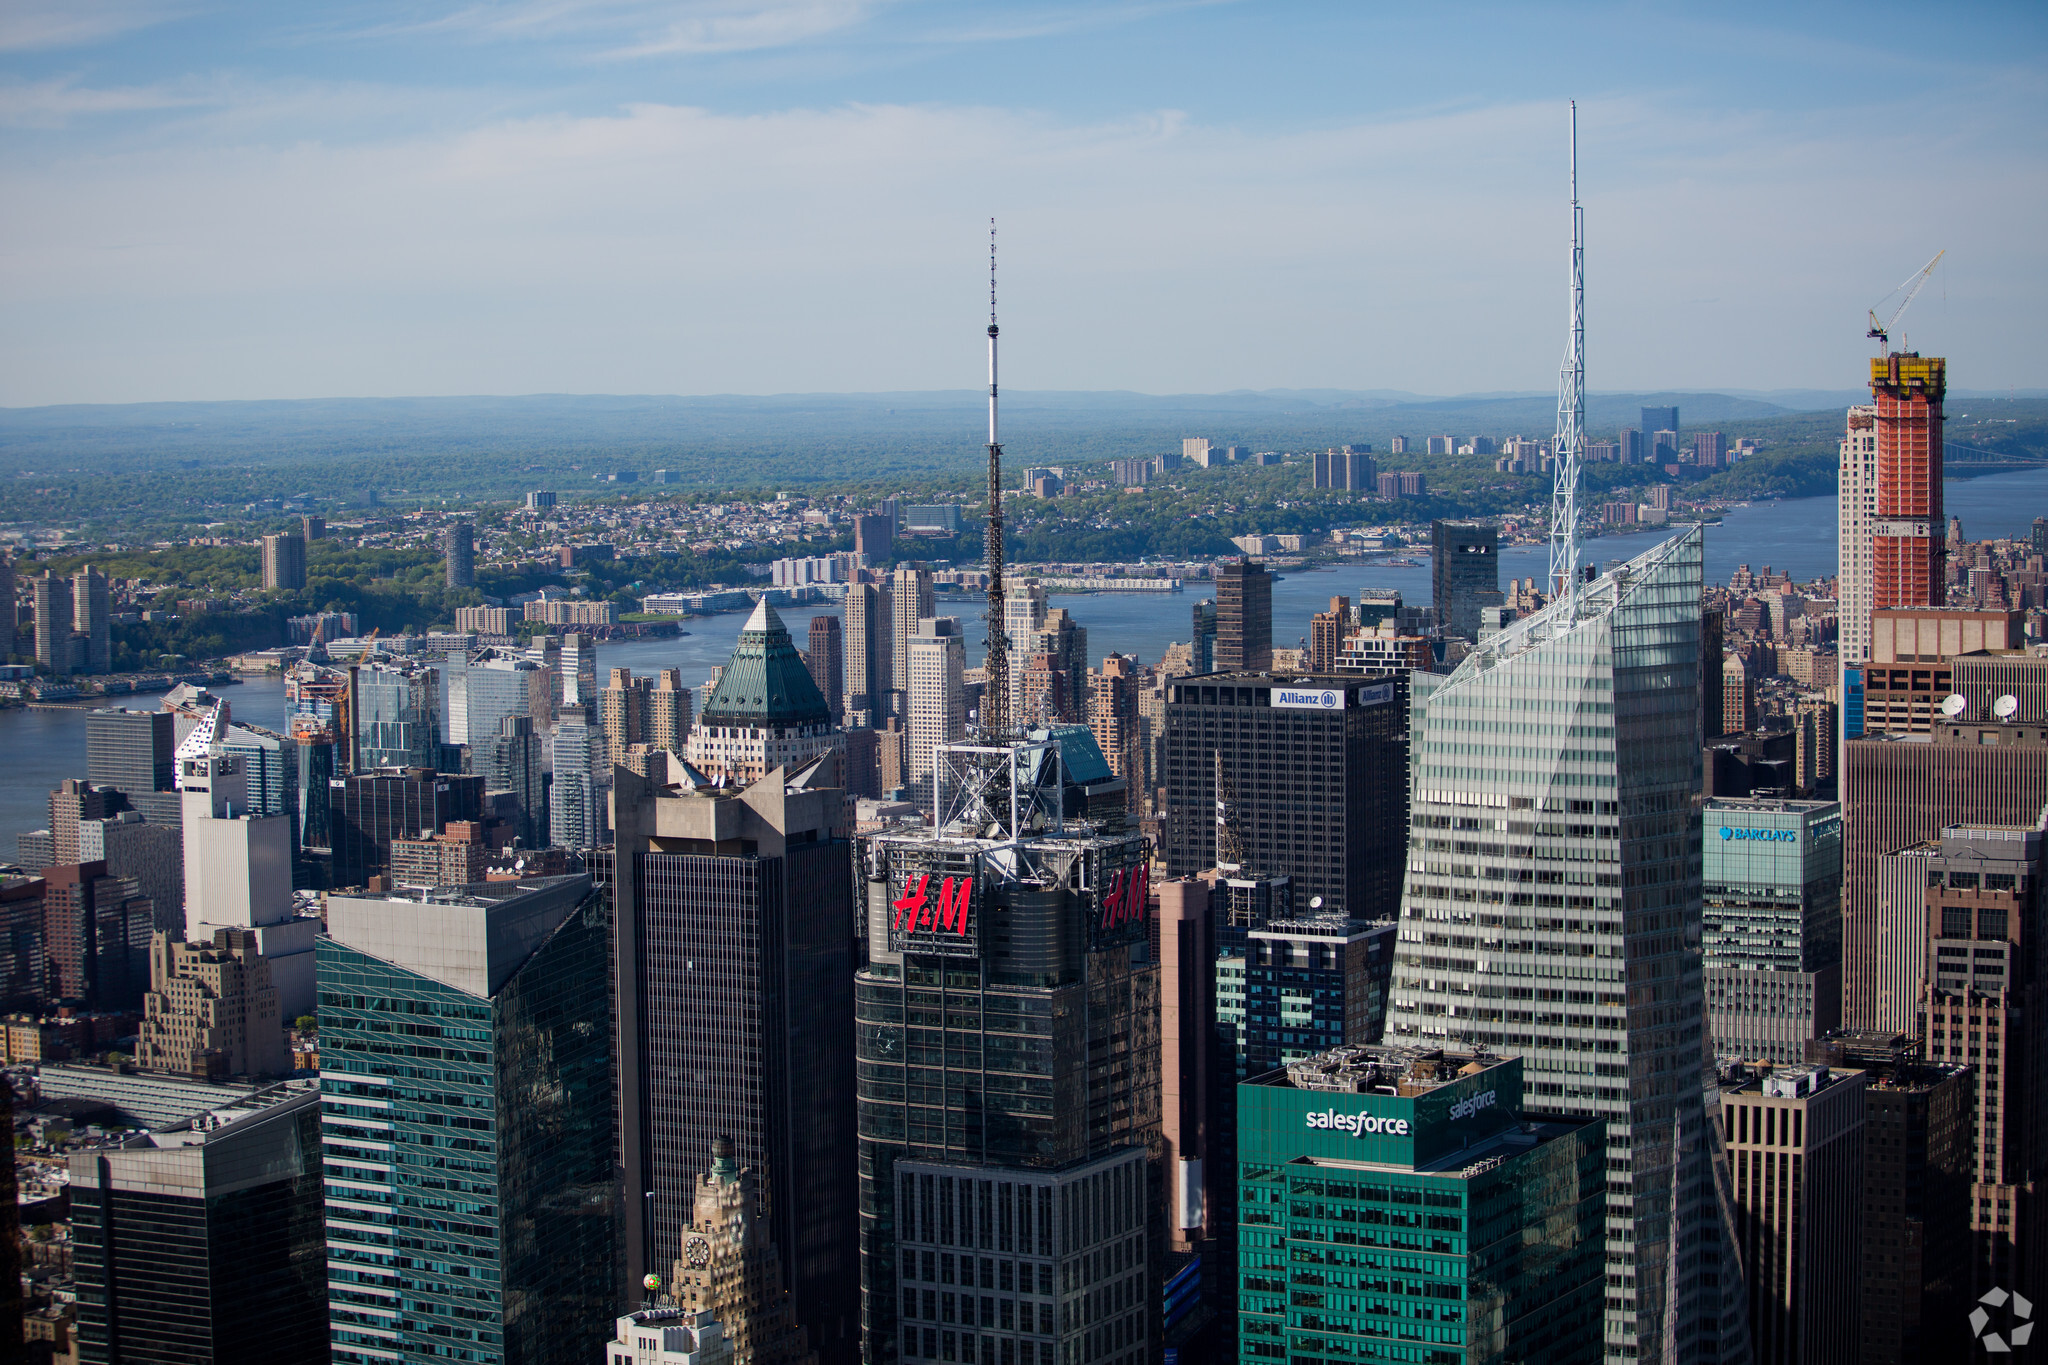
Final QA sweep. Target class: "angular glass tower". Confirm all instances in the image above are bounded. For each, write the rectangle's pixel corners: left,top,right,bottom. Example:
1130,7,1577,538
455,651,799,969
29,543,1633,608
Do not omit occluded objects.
1384,527,1744,1363
319,875,618,1365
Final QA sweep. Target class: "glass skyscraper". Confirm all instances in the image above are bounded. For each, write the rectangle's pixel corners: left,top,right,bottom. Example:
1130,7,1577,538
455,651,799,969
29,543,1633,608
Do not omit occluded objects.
1384,527,1745,1362
1700,797,1842,1064
319,875,618,1364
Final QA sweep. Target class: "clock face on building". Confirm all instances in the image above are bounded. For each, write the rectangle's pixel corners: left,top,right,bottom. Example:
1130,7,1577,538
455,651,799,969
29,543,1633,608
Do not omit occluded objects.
686,1236,711,1268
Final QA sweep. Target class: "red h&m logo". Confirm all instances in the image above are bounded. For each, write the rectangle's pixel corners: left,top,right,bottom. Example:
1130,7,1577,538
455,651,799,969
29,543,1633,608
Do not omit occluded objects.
892,873,974,936
1098,862,1151,934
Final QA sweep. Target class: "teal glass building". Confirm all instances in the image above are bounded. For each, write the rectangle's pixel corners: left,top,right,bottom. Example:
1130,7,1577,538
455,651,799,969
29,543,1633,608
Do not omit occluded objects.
319,875,618,1365
1236,1047,1603,1365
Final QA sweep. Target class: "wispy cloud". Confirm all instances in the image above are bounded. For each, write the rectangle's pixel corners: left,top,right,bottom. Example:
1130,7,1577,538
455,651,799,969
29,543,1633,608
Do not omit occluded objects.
0,76,216,129
311,0,884,56
0,0,188,53
604,0,880,57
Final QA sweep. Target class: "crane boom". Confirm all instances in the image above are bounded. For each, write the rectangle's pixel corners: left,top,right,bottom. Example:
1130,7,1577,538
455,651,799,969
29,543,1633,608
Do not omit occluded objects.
1867,248,1944,354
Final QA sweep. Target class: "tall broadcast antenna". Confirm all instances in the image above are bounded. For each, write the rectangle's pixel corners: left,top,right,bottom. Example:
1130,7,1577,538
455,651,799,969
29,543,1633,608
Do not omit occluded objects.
982,219,1011,737
1549,101,1585,615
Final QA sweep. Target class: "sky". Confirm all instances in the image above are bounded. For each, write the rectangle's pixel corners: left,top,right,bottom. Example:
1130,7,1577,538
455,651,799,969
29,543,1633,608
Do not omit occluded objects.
2,1,2044,407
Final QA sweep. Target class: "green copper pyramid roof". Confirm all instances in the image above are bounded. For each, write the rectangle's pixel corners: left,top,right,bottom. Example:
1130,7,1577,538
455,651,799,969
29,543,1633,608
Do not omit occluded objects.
700,599,832,727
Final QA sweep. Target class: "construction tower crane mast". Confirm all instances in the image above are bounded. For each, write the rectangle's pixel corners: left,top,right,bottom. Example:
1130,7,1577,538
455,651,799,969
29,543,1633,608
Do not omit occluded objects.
1867,249,1944,355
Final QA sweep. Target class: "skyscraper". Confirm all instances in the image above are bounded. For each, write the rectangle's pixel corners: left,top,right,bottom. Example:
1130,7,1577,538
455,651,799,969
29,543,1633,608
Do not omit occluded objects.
1907,823,2045,1303
1869,355,1945,612
330,765,486,889
844,581,894,725
179,708,318,1017
481,714,545,846
85,707,176,798
1720,1063,1866,1365
1305,596,1348,673
1429,520,1501,641
906,618,965,784
855,733,1160,1365
319,875,618,1364
610,762,856,1363
1383,527,1743,1362
39,861,151,1009
71,565,109,674
1190,600,1215,675
1701,797,1843,1064
70,1082,327,1363
1214,560,1271,672
262,532,308,591
1838,407,1879,665
444,521,476,588
351,661,442,770
33,570,73,673
0,554,15,660
1640,404,1679,442
670,1140,823,1365
1842,701,2048,1031
602,666,653,769
683,601,837,785
809,615,844,726
1161,673,1409,921
1236,1049,1606,1365
890,566,934,695
549,704,600,848
650,668,692,752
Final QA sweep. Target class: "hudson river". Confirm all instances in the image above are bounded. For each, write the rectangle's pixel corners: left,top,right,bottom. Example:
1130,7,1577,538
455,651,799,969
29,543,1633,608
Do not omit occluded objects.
4,465,2043,855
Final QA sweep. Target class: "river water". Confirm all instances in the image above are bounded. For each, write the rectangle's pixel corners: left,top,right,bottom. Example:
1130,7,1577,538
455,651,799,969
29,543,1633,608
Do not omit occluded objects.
5,466,2043,855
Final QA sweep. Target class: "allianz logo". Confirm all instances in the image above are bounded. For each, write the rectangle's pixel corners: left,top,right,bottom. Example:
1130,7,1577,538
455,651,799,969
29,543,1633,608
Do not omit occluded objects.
1448,1089,1498,1121
1719,827,1797,843
1276,688,1342,709
1305,1108,1411,1137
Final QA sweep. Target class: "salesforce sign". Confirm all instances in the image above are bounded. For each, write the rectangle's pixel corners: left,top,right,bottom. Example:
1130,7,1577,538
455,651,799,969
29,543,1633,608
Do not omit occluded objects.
1305,1108,1411,1137
1719,827,1798,843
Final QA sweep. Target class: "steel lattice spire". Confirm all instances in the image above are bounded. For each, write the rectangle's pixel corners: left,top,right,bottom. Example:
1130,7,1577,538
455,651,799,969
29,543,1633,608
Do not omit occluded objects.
1549,101,1585,614
981,219,1011,737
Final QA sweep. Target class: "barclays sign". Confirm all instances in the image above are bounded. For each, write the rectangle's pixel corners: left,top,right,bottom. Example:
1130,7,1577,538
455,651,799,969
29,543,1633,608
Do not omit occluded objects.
1719,827,1797,843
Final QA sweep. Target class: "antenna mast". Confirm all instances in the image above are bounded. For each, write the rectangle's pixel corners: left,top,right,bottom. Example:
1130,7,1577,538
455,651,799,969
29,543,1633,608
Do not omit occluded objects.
1549,101,1585,614
982,219,1011,737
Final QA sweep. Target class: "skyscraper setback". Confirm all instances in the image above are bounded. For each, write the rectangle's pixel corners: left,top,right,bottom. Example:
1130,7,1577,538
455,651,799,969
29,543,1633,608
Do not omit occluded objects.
1869,354,1945,611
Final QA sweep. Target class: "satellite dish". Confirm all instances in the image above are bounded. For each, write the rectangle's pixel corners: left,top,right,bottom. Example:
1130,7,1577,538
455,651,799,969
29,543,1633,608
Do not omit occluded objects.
1940,694,1967,717
1309,895,1324,910
1994,694,2020,721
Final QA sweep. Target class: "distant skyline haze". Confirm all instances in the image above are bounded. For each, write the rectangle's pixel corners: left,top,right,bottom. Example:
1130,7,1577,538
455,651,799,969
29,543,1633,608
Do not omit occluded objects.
1,1,2043,406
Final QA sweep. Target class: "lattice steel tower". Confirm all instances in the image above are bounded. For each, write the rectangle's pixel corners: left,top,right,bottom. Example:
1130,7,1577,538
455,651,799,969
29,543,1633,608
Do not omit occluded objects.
1550,101,1585,611
982,219,1011,738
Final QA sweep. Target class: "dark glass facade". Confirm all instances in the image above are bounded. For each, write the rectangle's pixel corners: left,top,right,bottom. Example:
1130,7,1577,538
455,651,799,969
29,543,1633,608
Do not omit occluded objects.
1238,920,1398,1079
71,1087,328,1364
85,708,176,798
1162,675,1410,922
1430,521,1500,642
628,841,859,1363
330,768,484,888
319,879,617,1364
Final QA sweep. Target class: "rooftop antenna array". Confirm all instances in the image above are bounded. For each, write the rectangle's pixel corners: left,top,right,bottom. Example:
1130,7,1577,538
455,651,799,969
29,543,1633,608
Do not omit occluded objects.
1549,101,1585,615
982,218,1011,738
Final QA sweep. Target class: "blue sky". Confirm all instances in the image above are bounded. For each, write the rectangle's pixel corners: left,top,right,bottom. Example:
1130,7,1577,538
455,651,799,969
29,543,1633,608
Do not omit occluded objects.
3,1,2044,405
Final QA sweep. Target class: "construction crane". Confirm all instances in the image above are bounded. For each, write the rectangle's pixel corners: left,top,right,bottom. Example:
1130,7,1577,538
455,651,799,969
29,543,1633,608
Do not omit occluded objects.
1867,249,1944,355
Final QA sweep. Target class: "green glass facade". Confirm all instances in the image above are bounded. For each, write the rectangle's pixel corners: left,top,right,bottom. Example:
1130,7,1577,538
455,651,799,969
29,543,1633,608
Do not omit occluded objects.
1236,1055,1603,1365
320,877,617,1365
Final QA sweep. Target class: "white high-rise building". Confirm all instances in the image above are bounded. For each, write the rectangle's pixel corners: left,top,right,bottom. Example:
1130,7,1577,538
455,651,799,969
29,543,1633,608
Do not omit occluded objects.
1837,404,1879,665
905,617,964,781
177,704,317,1018
1383,527,1748,1363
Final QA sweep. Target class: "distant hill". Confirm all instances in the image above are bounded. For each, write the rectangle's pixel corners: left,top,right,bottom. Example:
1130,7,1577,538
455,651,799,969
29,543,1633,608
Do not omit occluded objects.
0,388,2039,533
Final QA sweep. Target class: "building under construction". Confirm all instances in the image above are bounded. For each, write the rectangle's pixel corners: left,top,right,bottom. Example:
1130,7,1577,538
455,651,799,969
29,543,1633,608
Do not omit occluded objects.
1869,353,1946,613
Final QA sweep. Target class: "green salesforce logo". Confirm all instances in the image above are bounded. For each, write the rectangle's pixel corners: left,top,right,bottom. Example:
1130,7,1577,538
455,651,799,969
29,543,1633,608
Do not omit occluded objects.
1720,827,1797,843
1305,1108,1410,1137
